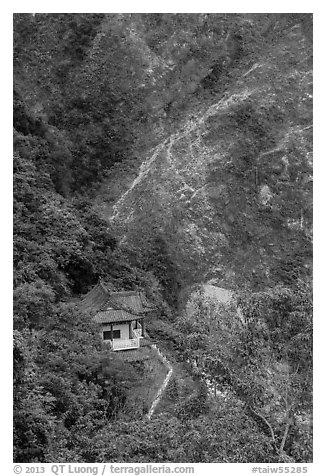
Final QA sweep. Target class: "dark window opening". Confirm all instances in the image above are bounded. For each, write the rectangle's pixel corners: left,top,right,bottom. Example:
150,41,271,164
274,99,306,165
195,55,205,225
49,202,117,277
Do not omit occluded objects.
103,330,121,340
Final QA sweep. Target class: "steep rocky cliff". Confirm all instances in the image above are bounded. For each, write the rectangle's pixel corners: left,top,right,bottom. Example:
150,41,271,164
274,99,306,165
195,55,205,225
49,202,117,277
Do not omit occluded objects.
111,23,312,292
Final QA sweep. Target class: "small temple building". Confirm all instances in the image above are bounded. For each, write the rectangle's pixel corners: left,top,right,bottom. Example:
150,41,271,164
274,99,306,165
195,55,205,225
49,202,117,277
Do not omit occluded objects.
80,281,154,351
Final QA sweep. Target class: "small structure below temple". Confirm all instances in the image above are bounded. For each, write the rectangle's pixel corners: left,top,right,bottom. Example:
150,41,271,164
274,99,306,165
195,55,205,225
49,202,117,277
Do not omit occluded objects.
80,281,154,351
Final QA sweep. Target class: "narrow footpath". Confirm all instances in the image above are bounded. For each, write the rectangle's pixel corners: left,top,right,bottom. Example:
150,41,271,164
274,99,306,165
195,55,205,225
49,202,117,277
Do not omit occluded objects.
146,344,173,420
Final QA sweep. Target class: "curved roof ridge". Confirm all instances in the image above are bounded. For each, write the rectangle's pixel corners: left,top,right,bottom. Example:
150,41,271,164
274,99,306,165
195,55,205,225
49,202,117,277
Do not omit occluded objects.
80,282,111,312
80,284,155,315
111,290,140,296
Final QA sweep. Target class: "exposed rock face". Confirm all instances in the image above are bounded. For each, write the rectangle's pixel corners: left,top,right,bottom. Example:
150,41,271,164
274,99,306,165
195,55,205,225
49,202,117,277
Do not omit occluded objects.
185,283,242,325
111,25,312,290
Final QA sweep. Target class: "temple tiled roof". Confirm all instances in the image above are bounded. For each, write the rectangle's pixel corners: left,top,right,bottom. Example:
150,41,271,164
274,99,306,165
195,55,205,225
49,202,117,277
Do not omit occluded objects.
80,282,154,324
94,309,136,324
80,282,111,313
109,291,154,314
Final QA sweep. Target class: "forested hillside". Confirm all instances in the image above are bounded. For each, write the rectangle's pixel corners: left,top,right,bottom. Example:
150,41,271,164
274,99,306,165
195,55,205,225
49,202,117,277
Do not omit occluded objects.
13,13,312,463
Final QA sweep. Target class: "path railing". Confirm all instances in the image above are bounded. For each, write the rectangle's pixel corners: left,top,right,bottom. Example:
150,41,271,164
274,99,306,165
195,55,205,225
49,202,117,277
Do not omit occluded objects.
112,331,140,351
